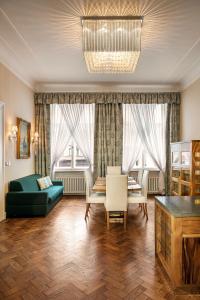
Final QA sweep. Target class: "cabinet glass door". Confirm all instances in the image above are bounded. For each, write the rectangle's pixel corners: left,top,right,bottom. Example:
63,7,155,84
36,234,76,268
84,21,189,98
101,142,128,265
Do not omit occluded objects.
181,152,190,166
172,152,179,164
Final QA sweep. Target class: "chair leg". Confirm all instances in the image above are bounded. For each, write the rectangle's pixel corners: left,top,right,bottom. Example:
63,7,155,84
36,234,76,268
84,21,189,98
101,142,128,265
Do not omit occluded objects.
104,209,107,221
144,203,148,221
106,211,110,230
124,211,127,230
142,203,146,216
85,203,90,220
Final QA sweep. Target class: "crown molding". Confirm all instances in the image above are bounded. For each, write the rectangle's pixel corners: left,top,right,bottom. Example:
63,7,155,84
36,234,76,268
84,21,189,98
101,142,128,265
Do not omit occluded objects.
0,59,34,91
180,68,200,91
35,82,181,93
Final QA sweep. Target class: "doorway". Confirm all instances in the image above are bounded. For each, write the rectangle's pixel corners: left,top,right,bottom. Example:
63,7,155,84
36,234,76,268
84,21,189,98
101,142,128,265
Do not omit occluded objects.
0,101,5,221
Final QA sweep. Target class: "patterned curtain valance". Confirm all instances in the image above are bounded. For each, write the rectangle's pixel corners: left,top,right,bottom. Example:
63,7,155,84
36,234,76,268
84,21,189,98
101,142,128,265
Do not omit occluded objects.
34,92,181,105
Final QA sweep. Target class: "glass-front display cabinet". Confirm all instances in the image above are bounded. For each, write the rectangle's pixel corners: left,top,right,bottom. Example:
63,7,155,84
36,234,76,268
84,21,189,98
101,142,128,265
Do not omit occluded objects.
171,140,200,196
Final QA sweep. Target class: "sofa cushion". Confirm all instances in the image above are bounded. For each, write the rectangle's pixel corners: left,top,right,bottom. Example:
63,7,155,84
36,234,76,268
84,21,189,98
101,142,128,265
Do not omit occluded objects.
37,176,53,190
47,186,64,202
9,174,42,192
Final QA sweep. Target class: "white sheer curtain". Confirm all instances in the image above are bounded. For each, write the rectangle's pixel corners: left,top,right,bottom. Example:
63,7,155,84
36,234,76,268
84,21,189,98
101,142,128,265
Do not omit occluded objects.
61,104,95,170
50,104,71,177
130,104,167,193
122,104,142,173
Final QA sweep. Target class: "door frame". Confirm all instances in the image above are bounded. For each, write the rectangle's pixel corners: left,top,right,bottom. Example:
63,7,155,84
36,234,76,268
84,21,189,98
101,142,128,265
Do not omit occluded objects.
0,101,5,221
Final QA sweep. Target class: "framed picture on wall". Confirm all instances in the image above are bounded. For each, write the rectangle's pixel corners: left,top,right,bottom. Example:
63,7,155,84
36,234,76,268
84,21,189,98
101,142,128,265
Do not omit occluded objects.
16,118,31,159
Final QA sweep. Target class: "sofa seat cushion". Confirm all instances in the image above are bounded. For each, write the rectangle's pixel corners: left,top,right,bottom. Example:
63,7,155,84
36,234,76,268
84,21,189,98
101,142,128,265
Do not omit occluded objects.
47,186,64,202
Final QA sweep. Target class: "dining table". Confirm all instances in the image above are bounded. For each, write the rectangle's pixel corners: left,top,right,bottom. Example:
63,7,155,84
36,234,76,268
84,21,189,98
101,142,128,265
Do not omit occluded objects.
92,176,142,192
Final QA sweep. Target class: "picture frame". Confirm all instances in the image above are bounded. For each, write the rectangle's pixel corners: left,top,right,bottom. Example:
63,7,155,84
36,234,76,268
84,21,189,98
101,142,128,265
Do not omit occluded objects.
16,117,31,159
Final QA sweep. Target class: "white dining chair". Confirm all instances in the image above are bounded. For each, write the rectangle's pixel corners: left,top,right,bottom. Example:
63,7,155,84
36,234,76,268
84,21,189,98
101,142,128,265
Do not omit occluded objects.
105,175,128,230
134,169,145,211
84,170,106,220
107,166,121,175
128,170,149,221
137,169,144,185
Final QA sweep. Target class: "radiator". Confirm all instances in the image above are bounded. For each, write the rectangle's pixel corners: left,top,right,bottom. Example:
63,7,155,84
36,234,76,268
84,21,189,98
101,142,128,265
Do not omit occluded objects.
131,175,159,194
148,177,159,194
55,175,85,195
56,174,159,195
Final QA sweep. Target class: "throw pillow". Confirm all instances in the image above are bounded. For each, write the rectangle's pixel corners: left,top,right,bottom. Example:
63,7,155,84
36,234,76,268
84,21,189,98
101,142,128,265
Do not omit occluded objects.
37,176,53,190
46,176,53,187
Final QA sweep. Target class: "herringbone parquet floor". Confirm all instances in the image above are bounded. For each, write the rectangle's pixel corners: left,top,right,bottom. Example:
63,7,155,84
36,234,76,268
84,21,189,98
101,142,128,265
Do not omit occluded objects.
0,197,199,300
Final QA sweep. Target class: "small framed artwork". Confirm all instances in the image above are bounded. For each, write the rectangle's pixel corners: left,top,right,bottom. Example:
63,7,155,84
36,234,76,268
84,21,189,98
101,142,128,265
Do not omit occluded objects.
16,117,31,159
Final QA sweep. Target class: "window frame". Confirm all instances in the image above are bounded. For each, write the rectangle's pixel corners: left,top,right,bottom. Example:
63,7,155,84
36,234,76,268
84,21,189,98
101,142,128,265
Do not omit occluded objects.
54,139,89,171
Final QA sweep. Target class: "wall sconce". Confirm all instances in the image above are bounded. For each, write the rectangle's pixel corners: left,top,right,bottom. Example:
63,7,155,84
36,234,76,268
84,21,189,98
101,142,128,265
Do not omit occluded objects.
31,132,39,144
8,125,18,142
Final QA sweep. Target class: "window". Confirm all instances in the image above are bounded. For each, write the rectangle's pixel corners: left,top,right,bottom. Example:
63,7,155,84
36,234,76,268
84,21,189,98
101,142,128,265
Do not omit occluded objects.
123,104,166,171
134,150,157,169
56,138,89,169
51,104,94,172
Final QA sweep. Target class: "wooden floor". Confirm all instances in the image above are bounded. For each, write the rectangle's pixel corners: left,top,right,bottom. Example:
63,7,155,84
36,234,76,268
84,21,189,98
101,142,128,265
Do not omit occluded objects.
0,197,199,300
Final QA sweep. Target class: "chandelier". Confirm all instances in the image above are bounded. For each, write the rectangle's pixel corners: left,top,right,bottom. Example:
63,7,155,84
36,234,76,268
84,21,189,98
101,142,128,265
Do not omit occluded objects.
81,16,143,73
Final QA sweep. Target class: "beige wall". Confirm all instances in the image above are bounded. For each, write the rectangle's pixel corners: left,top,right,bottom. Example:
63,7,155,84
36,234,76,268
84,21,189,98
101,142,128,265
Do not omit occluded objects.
0,63,34,220
181,78,200,140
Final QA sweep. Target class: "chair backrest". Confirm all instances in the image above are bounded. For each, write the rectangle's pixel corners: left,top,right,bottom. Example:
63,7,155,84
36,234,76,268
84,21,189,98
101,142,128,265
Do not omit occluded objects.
141,170,149,198
137,169,144,185
107,166,121,175
105,175,128,211
84,169,93,197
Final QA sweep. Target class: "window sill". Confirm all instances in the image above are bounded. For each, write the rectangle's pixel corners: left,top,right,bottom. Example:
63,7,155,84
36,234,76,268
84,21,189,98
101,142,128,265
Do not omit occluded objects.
130,167,160,172
54,168,89,173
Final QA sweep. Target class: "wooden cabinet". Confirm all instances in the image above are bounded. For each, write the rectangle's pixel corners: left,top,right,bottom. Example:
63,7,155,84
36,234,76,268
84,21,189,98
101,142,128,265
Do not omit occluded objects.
171,140,200,196
155,197,200,289
155,204,172,273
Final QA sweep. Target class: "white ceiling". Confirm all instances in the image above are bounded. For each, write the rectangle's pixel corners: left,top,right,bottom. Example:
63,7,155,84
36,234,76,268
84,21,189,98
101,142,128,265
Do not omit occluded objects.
0,0,200,90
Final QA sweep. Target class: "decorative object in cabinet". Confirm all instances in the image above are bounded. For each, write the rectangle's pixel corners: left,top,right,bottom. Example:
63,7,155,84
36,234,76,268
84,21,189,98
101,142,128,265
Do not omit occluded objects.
171,140,200,196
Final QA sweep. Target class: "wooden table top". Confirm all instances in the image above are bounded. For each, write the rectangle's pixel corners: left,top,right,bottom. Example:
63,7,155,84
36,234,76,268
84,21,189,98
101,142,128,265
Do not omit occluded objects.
92,177,142,192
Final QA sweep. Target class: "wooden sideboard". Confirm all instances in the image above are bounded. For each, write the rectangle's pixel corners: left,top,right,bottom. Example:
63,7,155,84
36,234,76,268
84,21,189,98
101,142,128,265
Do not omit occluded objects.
155,196,200,290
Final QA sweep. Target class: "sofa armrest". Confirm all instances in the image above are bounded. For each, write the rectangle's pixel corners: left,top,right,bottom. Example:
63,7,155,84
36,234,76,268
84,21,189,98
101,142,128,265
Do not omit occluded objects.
6,192,49,206
52,180,63,186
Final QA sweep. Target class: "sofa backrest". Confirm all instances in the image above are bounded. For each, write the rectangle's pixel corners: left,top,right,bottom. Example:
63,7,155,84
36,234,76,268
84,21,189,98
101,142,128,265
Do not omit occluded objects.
9,174,42,192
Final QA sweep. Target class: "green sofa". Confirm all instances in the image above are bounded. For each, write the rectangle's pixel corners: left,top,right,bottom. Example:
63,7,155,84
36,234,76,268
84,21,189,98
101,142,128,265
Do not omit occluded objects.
6,174,64,217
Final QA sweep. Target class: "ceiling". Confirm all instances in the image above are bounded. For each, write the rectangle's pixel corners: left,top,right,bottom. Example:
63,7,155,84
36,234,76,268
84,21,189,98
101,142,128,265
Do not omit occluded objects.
0,0,200,90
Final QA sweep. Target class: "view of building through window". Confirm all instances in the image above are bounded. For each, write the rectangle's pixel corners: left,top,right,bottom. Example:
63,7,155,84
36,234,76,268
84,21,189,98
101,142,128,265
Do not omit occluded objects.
56,138,89,169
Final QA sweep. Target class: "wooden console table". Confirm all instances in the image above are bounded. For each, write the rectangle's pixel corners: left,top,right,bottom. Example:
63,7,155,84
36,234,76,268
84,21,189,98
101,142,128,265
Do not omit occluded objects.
155,196,200,290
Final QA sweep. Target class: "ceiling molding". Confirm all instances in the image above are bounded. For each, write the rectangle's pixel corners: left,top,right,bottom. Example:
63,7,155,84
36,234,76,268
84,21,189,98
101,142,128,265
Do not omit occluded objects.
0,59,34,90
35,82,181,93
180,68,200,91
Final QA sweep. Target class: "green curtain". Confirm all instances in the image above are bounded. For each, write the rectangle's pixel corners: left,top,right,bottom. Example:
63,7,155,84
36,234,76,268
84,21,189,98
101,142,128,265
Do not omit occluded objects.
35,103,51,176
165,102,180,195
94,103,123,179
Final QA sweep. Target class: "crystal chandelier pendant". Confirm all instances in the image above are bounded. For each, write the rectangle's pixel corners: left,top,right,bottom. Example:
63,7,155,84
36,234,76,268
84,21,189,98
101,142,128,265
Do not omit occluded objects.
81,16,143,73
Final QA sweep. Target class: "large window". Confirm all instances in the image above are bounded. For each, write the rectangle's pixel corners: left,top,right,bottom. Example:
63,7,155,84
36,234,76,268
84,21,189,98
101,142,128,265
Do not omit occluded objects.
51,104,95,172
123,104,167,171
56,139,89,169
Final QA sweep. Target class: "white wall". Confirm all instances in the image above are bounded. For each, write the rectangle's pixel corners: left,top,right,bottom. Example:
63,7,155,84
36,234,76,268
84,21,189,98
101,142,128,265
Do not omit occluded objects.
181,78,200,140
0,63,34,220
0,102,4,221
